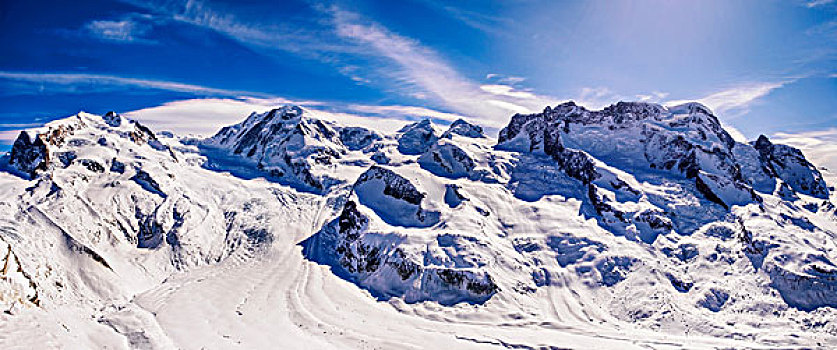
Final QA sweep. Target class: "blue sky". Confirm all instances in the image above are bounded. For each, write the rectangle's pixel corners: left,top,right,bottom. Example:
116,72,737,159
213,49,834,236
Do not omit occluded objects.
1,0,836,150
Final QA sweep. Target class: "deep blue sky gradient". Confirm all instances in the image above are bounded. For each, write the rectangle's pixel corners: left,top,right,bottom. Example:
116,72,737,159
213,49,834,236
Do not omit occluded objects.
1,0,835,150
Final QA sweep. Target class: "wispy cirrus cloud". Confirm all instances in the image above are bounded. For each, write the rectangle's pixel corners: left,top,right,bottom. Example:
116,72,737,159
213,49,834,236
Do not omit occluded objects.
805,0,835,8
417,1,514,36
0,123,42,128
479,84,538,99
119,0,357,57
485,73,526,85
327,7,559,125
84,13,155,43
0,71,272,98
666,81,787,117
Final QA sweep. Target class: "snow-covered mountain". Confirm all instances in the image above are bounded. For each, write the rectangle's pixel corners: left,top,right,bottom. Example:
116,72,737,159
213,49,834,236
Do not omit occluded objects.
1,102,836,349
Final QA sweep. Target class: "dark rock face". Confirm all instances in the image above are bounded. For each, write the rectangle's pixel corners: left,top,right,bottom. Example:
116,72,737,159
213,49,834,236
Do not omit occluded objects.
442,119,484,138
103,111,122,127
9,132,50,177
128,122,157,145
9,121,82,177
497,103,601,184
110,158,126,174
332,201,376,274
355,166,424,206
694,172,760,209
697,288,729,312
338,126,381,151
596,256,635,286
753,135,829,199
78,159,105,173
397,119,438,155
769,263,837,310
666,273,694,293
634,210,673,232
587,184,628,223
434,269,498,295
136,212,166,249
661,244,699,262
444,184,467,207
353,165,440,227
553,148,599,184
132,169,165,197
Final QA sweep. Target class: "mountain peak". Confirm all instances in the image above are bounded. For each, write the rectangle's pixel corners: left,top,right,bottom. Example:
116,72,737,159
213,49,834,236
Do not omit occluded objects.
263,105,304,122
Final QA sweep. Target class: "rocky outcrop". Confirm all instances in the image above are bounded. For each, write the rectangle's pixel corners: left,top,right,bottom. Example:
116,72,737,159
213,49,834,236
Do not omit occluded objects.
338,126,381,151
417,141,476,179
769,263,837,310
9,119,84,177
103,111,122,127
127,121,157,145
8,131,50,177
444,184,467,207
0,241,40,312
753,135,829,199
695,171,760,209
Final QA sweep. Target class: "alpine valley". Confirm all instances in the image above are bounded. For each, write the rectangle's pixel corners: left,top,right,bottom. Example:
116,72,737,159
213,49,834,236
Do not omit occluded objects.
1,101,836,349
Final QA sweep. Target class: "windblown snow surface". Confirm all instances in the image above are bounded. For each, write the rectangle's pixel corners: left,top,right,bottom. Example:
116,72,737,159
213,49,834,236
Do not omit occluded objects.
1,102,836,349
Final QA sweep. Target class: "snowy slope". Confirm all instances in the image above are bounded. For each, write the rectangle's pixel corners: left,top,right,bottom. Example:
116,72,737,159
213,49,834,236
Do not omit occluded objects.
1,102,836,349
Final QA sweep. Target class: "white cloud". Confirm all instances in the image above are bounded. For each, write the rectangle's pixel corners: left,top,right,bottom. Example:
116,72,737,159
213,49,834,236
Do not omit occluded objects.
636,91,669,102
121,98,481,138
721,123,749,143
576,87,623,110
438,5,513,35
84,14,153,43
0,71,271,97
485,73,526,85
806,0,835,8
0,123,42,128
343,104,465,123
665,82,786,117
698,82,785,115
123,98,279,136
480,84,537,99
0,130,21,144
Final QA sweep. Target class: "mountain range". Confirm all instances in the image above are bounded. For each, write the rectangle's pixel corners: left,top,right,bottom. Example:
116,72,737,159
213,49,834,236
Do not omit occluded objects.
1,101,835,349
